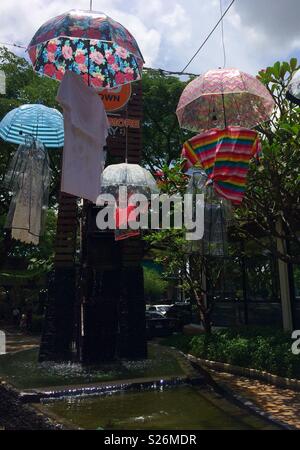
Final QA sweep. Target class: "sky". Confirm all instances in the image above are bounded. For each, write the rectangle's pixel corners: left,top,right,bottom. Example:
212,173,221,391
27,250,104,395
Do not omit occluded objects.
0,0,300,76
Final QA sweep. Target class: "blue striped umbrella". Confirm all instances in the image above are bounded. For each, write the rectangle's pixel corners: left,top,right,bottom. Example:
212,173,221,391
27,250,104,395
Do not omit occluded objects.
0,104,64,148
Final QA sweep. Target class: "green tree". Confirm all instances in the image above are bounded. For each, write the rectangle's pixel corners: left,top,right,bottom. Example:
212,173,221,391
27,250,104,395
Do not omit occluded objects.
144,162,224,333
142,70,192,170
144,266,168,303
235,59,300,264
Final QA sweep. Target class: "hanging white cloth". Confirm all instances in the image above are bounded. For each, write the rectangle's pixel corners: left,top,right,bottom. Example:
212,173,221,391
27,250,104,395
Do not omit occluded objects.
5,138,51,245
57,71,109,203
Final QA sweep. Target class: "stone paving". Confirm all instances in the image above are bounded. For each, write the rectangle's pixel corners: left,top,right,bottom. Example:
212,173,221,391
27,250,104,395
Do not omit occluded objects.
209,369,300,430
0,327,40,353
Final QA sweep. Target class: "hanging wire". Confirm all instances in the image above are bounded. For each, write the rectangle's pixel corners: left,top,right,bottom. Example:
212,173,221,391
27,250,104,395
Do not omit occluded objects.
0,1,236,77
0,42,26,49
143,67,199,77
181,0,235,73
219,0,227,69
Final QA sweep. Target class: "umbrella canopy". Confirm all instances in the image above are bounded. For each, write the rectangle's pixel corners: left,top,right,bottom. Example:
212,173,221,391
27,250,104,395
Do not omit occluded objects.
287,69,300,106
27,9,144,89
177,68,275,133
0,104,64,148
100,163,159,196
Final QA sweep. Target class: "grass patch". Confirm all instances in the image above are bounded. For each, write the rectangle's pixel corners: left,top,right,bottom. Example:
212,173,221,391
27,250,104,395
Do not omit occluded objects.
0,344,184,390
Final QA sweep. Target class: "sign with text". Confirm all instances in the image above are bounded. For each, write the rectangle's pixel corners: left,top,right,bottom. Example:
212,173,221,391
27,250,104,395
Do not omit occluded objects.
108,117,140,129
108,116,141,138
99,84,132,112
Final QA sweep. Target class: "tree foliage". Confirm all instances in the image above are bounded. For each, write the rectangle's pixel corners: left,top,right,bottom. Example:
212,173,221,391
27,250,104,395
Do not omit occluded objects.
235,59,300,263
145,60,300,331
142,70,192,170
143,266,168,303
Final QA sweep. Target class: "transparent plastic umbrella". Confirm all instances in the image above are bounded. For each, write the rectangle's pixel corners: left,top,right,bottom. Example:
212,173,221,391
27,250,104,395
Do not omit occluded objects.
177,68,275,133
100,163,159,242
100,163,159,197
287,69,300,106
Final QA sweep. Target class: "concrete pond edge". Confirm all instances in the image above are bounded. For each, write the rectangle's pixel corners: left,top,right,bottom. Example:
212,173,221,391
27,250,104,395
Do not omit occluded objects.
188,355,300,392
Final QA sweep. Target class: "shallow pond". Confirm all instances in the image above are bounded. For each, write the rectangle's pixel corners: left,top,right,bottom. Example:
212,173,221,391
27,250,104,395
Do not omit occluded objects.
42,386,279,430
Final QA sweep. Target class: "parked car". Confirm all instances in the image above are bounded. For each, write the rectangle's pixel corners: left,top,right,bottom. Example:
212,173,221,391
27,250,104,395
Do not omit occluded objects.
166,303,193,329
145,311,179,339
146,305,174,316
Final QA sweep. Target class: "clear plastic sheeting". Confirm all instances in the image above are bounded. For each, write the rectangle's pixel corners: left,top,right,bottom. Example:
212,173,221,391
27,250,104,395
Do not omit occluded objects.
186,168,208,196
5,137,51,246
204,185,232,257
186,169,232,256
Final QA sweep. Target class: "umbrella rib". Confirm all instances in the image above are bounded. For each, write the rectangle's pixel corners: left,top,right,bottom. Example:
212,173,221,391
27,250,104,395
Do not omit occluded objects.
5,110,20,141
0,105,64,147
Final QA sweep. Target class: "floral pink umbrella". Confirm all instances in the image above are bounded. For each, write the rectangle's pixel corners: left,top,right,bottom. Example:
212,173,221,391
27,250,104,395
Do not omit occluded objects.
176,68,275,132
27,9,144,89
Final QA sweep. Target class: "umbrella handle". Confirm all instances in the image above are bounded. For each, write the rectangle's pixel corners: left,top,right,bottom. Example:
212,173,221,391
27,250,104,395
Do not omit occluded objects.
87,41,91,86
221,93,227,128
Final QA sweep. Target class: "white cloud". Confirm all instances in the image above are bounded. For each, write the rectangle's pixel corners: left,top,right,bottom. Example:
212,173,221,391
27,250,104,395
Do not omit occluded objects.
0,0,161,66
0,0,300,76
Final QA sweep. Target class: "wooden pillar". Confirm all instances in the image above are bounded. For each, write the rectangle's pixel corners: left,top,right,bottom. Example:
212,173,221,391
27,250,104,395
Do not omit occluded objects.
118,239,147,360
39,192,78,362
80,81,147,363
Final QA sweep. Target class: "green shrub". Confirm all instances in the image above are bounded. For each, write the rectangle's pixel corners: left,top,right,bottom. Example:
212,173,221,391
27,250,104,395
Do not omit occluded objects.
189,335,209,360
161,327,300,380
161,334,192,354
224,338,251,367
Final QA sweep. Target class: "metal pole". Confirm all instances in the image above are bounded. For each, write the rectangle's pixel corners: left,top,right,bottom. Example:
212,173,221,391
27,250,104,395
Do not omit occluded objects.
240,242,249,326
276,219,294,331
222,93,227,128
90,0,93,11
